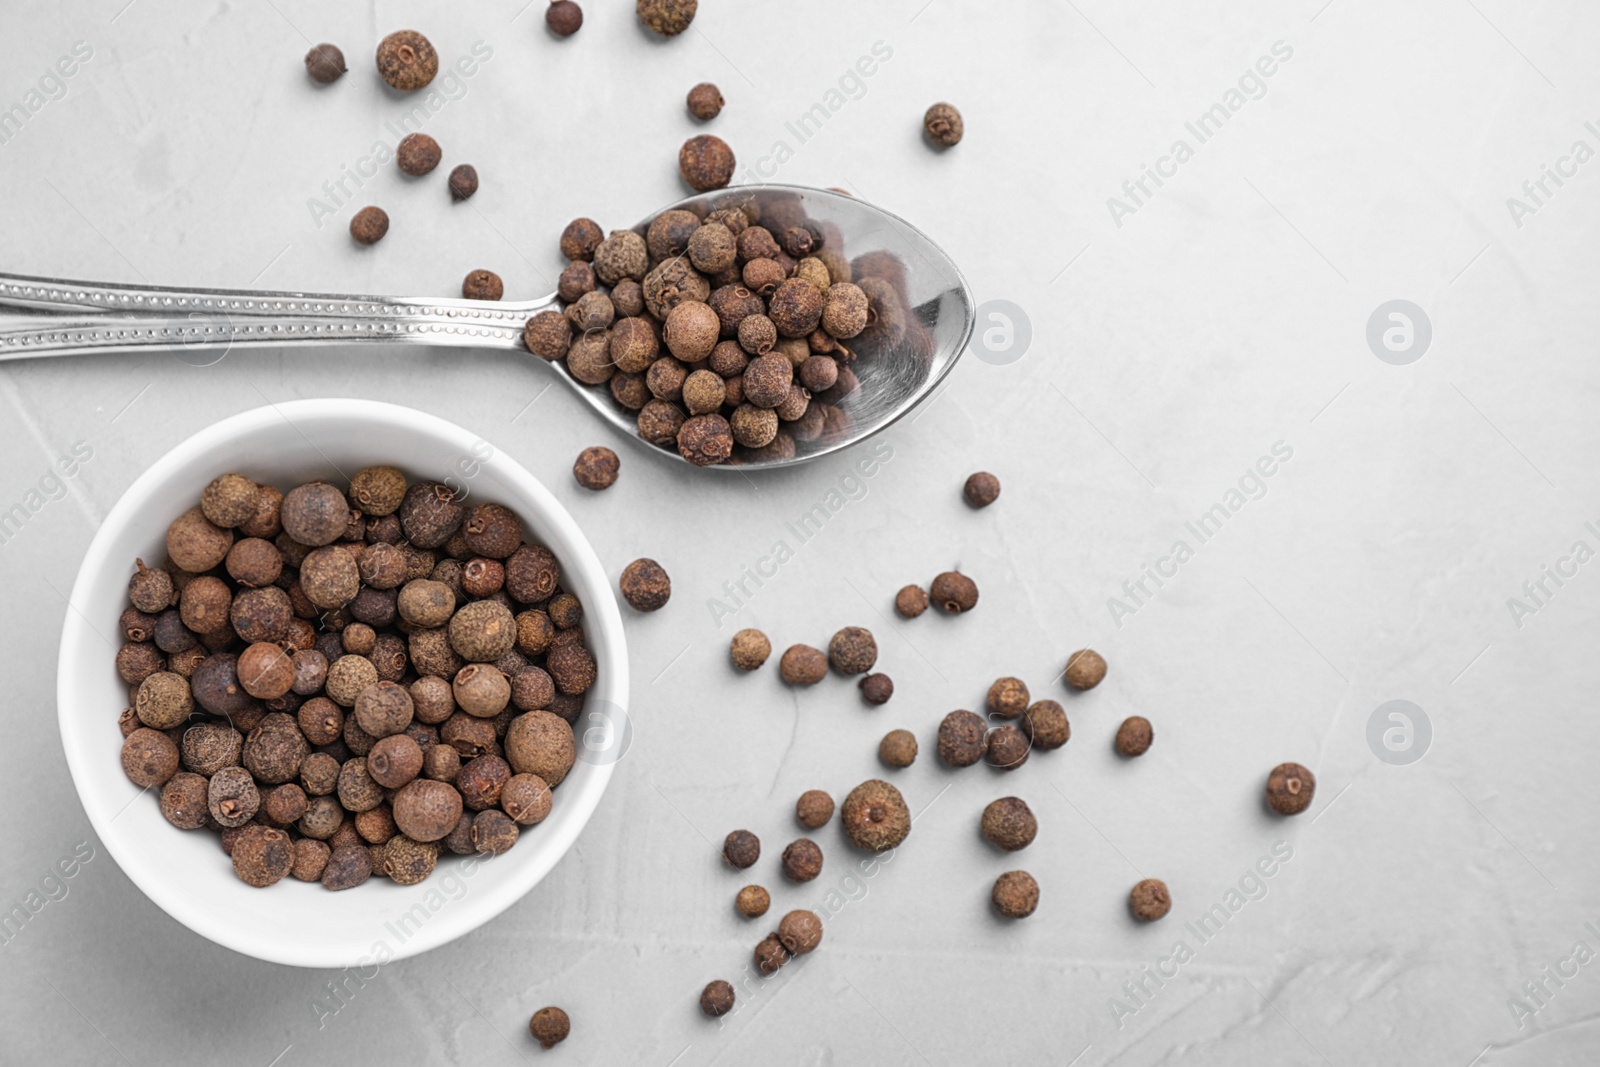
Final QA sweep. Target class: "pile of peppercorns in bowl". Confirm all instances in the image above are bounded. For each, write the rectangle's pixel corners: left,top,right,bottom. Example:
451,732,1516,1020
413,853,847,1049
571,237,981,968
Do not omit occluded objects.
58,399,626,968
525,186,950,468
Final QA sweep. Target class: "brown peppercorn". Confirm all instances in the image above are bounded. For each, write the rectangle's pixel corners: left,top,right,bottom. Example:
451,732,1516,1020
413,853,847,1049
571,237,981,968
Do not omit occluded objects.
987,677,1030,720
638,0,696,35
777,909,823,955
827,626,877,675
529,1007,570,1050
781,838,823,882
321,843,372,891
470,809,520,855
320,655,376,710
392,778,465,842
737,314,777,357
878,729,918,768
128,560,175,614
993,870,1039,918
849,673,889,707
923,102,963,147
354,680,415,737
449,600,518,662
1115,716,1153,757
305,43,346,83
368,733,424,789
524,310,573,361
546,0,583,35
462,503,523,560
166,507,233,572
700,980,735,1017
573,446,619,490
754,934,788,976
239,484,284,539
593,229,649,286
661,300,720,364
457,753,512,811
1065,649,1107,690
384,834,440,884
281,483,349,547
618,558,671,611
158,771,209,829
723,829,760,869
768,279,825,338
208,765,260,827
448,163,478,201
1130,878,1172,922
224,538,282,589
560,218,603,261
423,743,461,782
736,884,770,918
687,81,724,122
688,223,738,277
729,404,778,449
462,558,505,599
841,779,911,852
546,642,597,697
930,571,979,614
230,585,291,644
442,711,496,758
637,400,687,450
981,797,1037,852
986,725,1030,771
798,355,838,394
894,584,928,618
963,471,1001,508
297,794,345,839
505,710,576,786
262,782,309,827
201,473,259,528
396,131,442,172
742,354,793,410
501,773,552,825
136,671,193,730
231,824,293,888
777,645,828,686
729,628,770,671
178,574,232,633
462,269,504,301
116,642,165,685
682,369,726,416
936,710,987,768
820,282,869,339
1266,762,1316,815
237,642,295,701
300,754,340,796
679,134,735,192
1021,700,1070,750
795,790,833,830
398,481,465,549
181,722,242,776
398,579,456,629
376,30,438,92
291,839,331,882
350,206,390,245
506,543,562,604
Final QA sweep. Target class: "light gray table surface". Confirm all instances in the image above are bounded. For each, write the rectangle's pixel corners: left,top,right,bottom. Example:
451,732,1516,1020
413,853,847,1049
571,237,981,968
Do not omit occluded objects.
3,1,1598,1064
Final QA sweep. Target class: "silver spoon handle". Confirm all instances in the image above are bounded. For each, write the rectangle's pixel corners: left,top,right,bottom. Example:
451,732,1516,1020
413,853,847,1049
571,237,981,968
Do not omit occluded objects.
0,272,549,361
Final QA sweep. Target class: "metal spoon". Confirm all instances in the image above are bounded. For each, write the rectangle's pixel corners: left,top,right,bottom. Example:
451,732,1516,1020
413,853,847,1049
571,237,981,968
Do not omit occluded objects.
0,184,973,470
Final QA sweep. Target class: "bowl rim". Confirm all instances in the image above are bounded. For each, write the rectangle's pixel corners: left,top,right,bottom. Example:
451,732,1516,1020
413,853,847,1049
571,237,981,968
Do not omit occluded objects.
57,398,626,968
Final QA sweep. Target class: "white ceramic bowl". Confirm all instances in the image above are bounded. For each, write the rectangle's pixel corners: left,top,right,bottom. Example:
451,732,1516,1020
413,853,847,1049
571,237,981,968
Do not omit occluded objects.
58,399,627,968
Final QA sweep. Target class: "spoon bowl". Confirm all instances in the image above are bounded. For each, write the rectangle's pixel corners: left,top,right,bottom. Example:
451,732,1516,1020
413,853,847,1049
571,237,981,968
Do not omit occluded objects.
0,183,973,470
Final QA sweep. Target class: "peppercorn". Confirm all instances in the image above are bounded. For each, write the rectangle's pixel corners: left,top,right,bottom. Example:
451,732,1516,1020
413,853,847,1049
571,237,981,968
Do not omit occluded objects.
754,934,788,976
567,290,615,333
679,134,736,192
679,370,723,416
963,471,1001,509
350,206,390,245
287,839,330,883
1266,762,1316,815
505,710,575,785
205,765,259,827
237,483,283,539
489,773,546,827
221,538,280,589
777,909,823,955
781,838,823,882
981,797,1037,852
438,164,478,205
419,742,461,783
453,753,509,811
167,507,233,572
556,261,598,305
827,626,877,675
379,834,436,884
936,710,987,768
878,729,918,768
857,673,894,707
722,829,760,869
399,481,465,549
736,884,770,918
798,356,837,394
735,314,777,357
121,727,179,788
930,571,979,614
993,870,1038,918
115,643,163,687
699,979,735,1018
604,560,670,616
593,229,649,285
305,43,346,83
728,628,770,671
397,579,454,630
448,600,517,662
529,1007,570,1050
1129,878,1171,921
687,224,737,278
1064,649,1107,690
778,644,827,686
462,269,503,301
199,473,258,529
522,310,573,362
325,654,379,707
922,101,964,147
894,585,927,619
279,483,347,548
376,30,438,92
725,404,774,449
230,824,293,888
1020,700,1070,751
136,671,193,730
352,679,414,738
510,545,564,606
986,725,1030,770
127,560,174,614
708,282,764,334
559,218,602,261
387,778,462,842
1115,716,1153,757
465,808,517,855
316,842,369,891
795,790,833,830
985,677,1030,720
181,722,242,776
156,771,208,830
565,446,619,492
768,279,824,338
840,779,910,852
743,354,793,410
636,400,686,449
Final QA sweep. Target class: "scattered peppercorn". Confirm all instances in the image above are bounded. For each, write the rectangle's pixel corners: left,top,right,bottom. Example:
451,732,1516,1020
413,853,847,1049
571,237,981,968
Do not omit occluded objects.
1129,878,1171,921
992,870,1039,918
305,43,347,84
573,446,619,490
986,677,1029,720
463,269,504,301
679,135,736,192
827,626,877,675
986,725,1030,771
397,133,442,176
930,571,979,614
546,0,583,36
376,30,438,92
937,710,988,768
858,673,894,705
736,884,770,918
879,729,918,768
779,644,828,686
723,829,760,869
350,206,390,245
894,584,928,618
619,558,671,611
1021,700,1070,750
963,471,1000,508
700,979,735,1017
754,934,788,976
447,163,479,201
781,838,823,882
529,1007,570,1049
981,797,1037,851
687,82,724,121
1064,649,1106,690
840,779,911,851
923,102,964,148
637,0,697,37
729,628,771,671
1115,716,1153,757
1265,762,1316,815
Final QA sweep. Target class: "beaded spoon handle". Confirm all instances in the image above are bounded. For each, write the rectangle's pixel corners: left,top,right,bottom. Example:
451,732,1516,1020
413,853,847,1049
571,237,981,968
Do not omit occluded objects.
0,184,973,470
